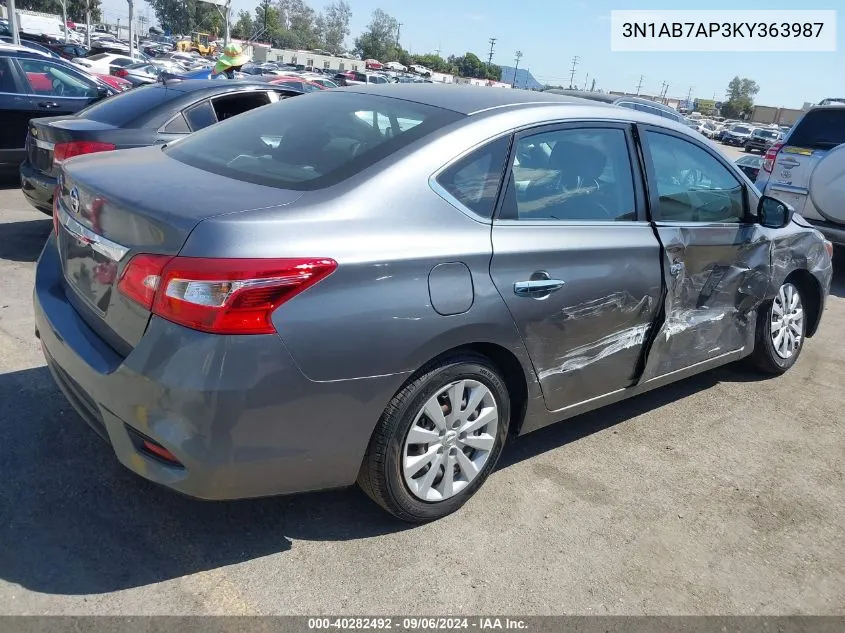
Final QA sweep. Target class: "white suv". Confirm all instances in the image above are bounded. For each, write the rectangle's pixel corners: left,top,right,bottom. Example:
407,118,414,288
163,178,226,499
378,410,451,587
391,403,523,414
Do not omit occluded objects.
755,105,845,245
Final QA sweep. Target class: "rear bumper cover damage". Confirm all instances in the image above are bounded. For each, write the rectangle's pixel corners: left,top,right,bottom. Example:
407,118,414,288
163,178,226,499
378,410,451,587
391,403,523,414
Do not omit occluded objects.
34,235,401,500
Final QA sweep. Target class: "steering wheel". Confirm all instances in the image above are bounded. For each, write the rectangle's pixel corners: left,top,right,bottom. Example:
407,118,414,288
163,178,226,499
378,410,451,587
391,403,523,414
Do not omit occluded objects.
51,79,65,96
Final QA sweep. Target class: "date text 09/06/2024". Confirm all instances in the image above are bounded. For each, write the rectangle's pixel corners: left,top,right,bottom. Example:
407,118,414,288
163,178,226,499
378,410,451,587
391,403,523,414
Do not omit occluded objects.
307,617,528,630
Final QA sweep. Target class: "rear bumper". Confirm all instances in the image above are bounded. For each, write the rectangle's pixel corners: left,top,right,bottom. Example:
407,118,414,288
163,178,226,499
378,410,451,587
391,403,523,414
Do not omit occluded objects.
34,235,402,500
0,148,25,173
20,159,56,215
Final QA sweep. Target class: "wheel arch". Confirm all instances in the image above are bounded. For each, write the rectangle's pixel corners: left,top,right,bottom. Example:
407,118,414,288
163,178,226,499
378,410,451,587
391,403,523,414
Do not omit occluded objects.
783,268,824,337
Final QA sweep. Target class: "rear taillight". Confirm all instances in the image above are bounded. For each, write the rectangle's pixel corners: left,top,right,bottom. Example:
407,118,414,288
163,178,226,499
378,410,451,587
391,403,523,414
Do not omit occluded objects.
114,68,129,77
118,256,337,334
53,141,116,165
763,142,784,174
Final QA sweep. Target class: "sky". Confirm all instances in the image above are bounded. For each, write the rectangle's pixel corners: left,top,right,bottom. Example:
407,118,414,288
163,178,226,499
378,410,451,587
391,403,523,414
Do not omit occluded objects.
96,0,844,108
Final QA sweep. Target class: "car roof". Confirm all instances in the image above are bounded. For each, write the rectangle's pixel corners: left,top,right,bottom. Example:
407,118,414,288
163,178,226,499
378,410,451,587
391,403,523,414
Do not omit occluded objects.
341,83,601,115
145,78,279,94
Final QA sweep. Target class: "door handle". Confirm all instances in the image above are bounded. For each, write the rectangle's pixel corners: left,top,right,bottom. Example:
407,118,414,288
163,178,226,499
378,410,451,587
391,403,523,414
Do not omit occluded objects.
37,101,60,109
669,261,685,276
514,278,566,298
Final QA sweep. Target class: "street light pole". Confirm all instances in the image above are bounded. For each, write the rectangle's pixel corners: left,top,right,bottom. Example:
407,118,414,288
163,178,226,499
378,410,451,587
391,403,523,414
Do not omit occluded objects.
7,0,20,45
85,0,91,48
127,0,135,59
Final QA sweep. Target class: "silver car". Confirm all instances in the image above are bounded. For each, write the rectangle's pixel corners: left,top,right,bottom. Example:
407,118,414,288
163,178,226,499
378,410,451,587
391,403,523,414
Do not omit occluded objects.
34,85,833,522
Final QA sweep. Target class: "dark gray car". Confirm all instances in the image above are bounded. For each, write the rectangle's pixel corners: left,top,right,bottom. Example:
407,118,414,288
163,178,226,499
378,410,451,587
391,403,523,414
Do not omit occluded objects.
34,85,833,522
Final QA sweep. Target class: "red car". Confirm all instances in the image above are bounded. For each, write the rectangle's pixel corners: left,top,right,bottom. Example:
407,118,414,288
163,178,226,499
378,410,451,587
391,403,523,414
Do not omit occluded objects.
94,73,132,92
268,75,325,92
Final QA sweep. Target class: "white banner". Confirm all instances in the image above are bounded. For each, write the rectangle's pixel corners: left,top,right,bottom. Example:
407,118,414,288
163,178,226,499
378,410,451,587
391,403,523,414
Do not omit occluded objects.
610,10,836,52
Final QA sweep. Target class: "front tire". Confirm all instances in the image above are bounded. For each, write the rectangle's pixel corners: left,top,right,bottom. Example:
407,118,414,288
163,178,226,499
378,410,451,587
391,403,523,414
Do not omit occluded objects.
750,281,806,374
358,353,510,522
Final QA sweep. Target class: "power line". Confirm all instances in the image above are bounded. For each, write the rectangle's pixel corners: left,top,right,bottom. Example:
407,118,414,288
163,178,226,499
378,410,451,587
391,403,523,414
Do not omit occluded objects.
567,55,580,89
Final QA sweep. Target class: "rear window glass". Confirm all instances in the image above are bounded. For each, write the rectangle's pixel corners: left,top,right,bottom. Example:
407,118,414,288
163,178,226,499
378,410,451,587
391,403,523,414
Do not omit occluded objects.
733,125,751,134
87,53,110,60
165,92,463,190
787,109,845,149
75,84,176,125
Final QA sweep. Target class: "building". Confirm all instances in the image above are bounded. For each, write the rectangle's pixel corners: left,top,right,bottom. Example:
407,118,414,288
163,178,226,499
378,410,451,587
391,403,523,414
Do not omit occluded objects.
750,105,806,126
252,46,364,72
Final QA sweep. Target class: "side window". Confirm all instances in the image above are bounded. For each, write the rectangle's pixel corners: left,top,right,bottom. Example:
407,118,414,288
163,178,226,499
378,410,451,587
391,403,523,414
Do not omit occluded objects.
645,131,745,223
210,91,271,122
184,100,217,130
162,112,191,134
436,136,511,218
0,57,22,94
17,58,97,98
501,127,637,222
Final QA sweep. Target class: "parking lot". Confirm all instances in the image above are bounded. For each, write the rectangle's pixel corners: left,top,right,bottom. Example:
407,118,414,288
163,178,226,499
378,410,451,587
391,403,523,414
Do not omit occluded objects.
1,136,844,614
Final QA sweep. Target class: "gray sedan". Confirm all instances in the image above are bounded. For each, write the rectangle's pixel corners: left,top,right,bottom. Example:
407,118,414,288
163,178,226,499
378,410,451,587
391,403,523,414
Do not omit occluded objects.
34,85,833,522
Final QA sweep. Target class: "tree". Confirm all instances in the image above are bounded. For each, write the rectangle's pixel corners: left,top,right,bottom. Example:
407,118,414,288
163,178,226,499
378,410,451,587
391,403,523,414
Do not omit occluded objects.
18,0,102,23
354,8,398,61
148,0,221,36
411,53,448,73
232,10,254,39
448,52,500,80
316,1,351,53
722,76,760,118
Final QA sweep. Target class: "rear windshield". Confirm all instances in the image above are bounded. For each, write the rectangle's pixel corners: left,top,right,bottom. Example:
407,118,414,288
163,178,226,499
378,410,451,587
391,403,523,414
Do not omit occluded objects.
164,92,463,190
733,125,751,133
87,53,110,60
787,109,845,149
75,84,177,125
754,129,779,139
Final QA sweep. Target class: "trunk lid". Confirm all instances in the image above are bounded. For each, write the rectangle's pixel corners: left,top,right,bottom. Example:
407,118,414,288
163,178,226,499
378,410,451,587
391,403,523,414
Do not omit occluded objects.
29,117,119,177
56,146,303,354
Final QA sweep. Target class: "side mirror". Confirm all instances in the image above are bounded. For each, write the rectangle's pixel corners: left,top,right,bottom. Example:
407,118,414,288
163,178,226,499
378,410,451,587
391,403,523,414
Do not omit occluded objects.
96,85,110,99
758,195,794,229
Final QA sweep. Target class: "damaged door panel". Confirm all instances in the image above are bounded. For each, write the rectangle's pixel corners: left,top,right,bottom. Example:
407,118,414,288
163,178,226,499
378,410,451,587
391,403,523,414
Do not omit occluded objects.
636,127,773,380
489,123,663,415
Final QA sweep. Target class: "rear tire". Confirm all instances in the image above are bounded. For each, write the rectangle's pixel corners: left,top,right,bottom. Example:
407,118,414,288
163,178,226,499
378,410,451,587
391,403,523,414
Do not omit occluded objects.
749,281,806,374
358,353,510,522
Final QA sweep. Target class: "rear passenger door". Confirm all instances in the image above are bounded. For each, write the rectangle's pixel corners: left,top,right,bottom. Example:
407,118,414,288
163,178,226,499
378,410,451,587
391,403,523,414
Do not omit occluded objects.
637,125,767,380
489,122,664,417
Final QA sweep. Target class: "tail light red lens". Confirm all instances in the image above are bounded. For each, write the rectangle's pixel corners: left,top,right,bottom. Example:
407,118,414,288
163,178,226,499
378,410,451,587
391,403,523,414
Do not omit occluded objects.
763,142,784,174
118,256,337,335
114,68,129,77
53,141,116,165
117,254,172,310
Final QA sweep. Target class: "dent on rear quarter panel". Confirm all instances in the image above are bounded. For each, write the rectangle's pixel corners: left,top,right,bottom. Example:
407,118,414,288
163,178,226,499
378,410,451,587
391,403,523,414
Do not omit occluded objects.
639,225,773,382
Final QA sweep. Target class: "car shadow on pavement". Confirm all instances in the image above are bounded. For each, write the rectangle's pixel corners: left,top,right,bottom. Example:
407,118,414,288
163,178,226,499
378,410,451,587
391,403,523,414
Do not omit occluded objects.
0,174,20,190
0,365,413,596
0,218,52,263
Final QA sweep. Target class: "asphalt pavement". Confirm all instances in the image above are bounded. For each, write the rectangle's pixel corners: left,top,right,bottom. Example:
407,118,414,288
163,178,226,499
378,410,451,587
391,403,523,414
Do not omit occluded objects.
0,148,843,614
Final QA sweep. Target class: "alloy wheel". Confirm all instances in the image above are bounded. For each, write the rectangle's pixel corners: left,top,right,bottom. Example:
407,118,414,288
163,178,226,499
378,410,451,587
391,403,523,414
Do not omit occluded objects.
402,379,499,502
771,282,804,360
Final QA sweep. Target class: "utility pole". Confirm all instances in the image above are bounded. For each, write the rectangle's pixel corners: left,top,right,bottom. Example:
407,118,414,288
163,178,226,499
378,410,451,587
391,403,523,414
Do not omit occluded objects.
512,50,522,88
8,0,20,45
85,0,91,47
568,55,580,89
583,72,589,90
686,85,694,111
396,22,402,50
635,74,644,95
590,78,596,92
59,0,68,41
127,0,134,58
487,37,496,69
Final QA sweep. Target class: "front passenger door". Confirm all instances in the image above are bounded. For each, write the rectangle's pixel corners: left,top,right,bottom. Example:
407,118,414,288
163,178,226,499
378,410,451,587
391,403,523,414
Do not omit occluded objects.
638,126,768,380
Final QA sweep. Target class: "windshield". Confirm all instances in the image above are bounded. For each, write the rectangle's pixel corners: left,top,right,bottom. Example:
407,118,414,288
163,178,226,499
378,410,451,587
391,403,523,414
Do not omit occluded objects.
754,129,779,139
165,92,463,190
732,125,751,134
